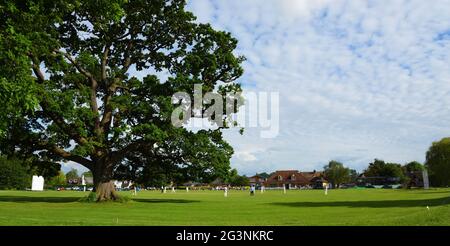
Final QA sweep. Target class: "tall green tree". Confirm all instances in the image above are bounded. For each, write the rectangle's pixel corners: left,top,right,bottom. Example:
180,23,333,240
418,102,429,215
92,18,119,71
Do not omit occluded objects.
0,0,244,201
47,170,67,187
364,159,406,183
323,160,351,188
225,169,249,186
401,161,424,188
230,175,249,187
349,169,358,182
65,168,79,181
403,161,424,173
425,138,450,187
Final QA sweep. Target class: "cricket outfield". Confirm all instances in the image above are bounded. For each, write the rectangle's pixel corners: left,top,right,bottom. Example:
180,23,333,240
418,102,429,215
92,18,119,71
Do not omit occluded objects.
0,188,449,226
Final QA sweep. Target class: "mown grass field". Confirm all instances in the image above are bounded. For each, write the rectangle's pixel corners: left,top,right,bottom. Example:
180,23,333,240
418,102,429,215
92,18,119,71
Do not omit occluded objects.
0,188,449,225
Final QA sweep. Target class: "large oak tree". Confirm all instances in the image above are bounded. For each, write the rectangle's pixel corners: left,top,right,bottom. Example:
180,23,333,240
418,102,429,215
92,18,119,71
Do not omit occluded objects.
0,0,244,201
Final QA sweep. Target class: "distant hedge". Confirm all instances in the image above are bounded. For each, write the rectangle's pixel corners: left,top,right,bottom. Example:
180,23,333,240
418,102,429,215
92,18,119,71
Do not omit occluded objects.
0,156,30,190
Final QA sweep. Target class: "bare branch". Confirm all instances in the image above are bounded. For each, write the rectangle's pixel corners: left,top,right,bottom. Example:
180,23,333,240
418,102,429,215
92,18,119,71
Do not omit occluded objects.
31,64,46,82
101,45,110,82
50,145,93,169
61,51,95,80
111,139,153,161
32,139,93,169
28,54,45,83
121,40,134,75
116,31,130,41
99,81,118,134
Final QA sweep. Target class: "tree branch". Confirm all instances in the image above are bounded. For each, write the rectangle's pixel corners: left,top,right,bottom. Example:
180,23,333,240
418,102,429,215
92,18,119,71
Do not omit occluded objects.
61,51,95,80
101,45,110,82
111,139,152,161
30,59,90,147
31,64,46,82
31,139,93,170
120,40,134,75
99,80,118,136
50,145,93,169
56,50,102,136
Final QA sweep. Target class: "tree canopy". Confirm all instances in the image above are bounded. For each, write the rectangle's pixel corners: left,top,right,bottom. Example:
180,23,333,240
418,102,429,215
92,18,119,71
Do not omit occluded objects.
65,168,79,181
403,161,424,173
323,160,351,188
364,159,406,183
0,0,244,201
425,138,450,187
47,170,67,187
0,156,30,190
225,168,249,187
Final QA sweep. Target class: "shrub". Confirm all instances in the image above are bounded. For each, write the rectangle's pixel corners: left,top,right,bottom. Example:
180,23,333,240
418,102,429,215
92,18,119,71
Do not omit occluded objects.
78,192,131,203
0,156,30,190
78,192,97,203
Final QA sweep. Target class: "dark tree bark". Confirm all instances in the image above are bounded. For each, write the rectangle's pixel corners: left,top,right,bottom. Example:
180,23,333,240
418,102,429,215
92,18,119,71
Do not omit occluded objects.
92,157,118,201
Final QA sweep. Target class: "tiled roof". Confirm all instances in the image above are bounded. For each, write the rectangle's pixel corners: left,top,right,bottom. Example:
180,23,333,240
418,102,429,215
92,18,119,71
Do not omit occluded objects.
265,170,310,185
301,171,323,180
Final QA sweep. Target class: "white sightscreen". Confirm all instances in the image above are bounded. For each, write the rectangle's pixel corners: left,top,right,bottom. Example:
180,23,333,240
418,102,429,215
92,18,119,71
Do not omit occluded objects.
31,175,44,191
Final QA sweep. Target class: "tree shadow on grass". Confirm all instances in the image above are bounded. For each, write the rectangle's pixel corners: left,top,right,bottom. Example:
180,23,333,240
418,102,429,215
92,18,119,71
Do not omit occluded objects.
270,196,450,208
132,198,200,204
0,196,80,203
413,191,450,195
0,196,200,204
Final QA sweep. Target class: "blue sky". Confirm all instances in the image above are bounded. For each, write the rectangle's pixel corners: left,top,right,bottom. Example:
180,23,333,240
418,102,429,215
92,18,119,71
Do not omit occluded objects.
62,0,450,175
186,0,450,175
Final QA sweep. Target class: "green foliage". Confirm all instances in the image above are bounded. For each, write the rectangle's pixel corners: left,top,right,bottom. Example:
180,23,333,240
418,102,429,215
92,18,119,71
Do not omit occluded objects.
22,158,61,179
230,175,249,187
0,156,30,190
425,138,450,187
46,170,66,187
324,160,351,188
115,195,131,203
224,168,249,186
79,192,130,203
349,169,359,182
65,168,79,181
78,192,98,203
81,171,93,177
364,159,407,183
404,161,424,172
0,0,244,196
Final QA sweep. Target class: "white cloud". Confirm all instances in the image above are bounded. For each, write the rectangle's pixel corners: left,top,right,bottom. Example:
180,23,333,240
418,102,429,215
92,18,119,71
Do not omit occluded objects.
188,0,215,23
234,151,257,162
186,0,450,175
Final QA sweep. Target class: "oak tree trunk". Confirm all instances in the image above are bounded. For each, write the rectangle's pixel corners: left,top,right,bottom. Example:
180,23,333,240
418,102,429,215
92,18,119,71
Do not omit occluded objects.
95,181,118,202
92,160,119,202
